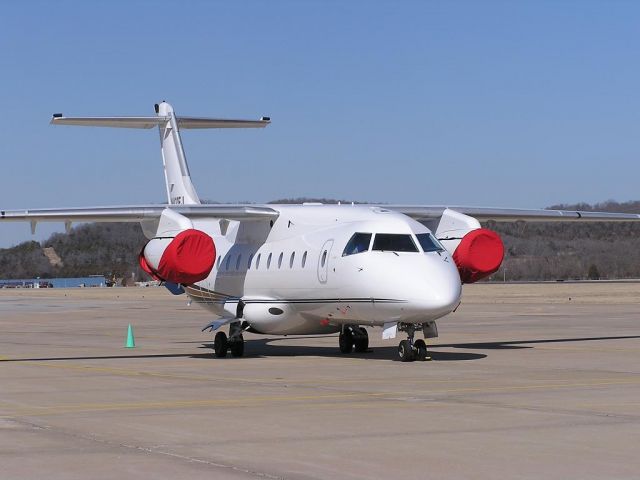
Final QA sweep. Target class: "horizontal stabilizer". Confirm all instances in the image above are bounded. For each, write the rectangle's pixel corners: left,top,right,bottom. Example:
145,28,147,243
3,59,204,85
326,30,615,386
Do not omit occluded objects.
51,115,167,129
177,116,270,129
50,115,270,129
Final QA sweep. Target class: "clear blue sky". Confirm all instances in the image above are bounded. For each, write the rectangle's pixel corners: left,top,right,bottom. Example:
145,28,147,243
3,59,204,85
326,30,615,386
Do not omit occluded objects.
1,1,640,247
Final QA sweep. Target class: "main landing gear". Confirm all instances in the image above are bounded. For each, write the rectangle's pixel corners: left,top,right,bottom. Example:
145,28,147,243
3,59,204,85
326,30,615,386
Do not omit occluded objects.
339,325,369,353
213,321,245,358
397,323,431,362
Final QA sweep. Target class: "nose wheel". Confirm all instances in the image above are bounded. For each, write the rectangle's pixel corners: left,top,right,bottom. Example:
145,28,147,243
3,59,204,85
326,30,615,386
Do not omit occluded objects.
414,339,430,361
398,340,413,361
397,323,431,362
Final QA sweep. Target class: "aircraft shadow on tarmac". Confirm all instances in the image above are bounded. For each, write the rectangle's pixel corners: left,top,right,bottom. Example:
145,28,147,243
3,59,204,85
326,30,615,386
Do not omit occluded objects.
195,340,485,361
1,335,638,363
436,334,640,350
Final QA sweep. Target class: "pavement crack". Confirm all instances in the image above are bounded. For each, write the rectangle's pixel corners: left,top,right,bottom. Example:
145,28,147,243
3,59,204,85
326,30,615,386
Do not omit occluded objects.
8,417,288,480
443,396,640,422
121,444,288,480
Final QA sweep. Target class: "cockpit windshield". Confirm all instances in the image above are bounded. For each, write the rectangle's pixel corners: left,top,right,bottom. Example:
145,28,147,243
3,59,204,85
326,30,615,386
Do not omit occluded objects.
372,234,419,252
416,233,445,253
342,233,372,256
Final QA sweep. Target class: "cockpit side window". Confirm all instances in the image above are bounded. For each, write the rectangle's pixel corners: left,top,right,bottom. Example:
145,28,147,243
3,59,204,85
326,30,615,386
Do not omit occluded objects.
342,232,372,256
372,234,418,252
416,233,445,253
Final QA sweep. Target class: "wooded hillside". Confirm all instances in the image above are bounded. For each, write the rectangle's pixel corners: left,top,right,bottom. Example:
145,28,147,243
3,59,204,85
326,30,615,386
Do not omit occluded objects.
0,223,147,280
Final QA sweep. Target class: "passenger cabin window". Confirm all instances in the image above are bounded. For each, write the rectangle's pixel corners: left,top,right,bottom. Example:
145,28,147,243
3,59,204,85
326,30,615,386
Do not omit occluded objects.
302,251,307,268
321,250,327,267
416,233,445,253
278,252,283,269
225,256,232,270
289,252,295,268
236,255,242,270
267,253,272,269
256,254,261,269
342,232,372,256
217,256,221,268
372,234,418,252
248,254,254,269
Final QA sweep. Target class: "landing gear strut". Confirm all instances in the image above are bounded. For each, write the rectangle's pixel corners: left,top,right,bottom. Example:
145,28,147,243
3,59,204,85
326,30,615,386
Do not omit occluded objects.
339,325,369,354
397,323,431,362
213,321,245,358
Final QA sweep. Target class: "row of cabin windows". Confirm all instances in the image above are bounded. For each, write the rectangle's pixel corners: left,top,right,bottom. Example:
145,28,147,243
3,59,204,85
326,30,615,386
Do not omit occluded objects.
217,250,309,272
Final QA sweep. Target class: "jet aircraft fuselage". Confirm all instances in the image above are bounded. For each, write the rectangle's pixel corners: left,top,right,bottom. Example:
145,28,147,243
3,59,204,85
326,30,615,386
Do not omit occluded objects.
186,204,462,335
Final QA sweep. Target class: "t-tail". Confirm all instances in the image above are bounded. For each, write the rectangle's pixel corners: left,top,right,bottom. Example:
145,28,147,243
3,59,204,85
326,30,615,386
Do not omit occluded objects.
50,101,270,205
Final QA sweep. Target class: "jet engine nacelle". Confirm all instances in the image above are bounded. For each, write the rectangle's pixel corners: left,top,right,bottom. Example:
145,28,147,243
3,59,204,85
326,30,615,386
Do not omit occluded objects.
426,208,504,284
139,229,215,285
452,228,504,283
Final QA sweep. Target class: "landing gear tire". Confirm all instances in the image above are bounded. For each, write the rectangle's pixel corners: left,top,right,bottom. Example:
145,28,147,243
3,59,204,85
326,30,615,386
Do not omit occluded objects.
339,330,354,354
414,339,430,361
213,331,228,358
398,340,414,362
230,334,245,358
354,327,369,353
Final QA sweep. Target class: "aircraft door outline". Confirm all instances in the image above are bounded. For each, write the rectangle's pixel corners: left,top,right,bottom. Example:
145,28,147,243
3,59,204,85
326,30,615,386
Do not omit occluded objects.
317,239,334,284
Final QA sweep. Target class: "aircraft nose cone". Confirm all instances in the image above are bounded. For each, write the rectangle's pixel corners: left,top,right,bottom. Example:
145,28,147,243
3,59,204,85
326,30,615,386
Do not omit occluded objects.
429,275,461,315
417,256,462,318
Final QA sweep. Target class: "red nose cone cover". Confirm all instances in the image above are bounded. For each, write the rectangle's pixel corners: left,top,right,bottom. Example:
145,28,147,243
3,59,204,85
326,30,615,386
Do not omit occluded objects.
156,229,215,284
452,228,504,283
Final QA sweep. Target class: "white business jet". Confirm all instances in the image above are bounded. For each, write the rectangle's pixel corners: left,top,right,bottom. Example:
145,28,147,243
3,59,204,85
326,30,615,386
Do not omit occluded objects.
2,102,639,361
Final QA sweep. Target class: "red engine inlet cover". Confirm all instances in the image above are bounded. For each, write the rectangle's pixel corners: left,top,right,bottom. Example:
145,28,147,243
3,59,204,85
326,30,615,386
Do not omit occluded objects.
140,229,215,285
452,228,504,283
139,252,159,280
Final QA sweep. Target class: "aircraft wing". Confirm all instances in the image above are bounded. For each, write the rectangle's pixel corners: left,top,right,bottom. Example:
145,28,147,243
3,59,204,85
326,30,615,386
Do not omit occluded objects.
383,206,640,222
0,204,279,225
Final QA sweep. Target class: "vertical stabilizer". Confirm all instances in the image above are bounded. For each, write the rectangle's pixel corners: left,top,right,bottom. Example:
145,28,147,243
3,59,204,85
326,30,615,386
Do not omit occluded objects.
156,102,201,205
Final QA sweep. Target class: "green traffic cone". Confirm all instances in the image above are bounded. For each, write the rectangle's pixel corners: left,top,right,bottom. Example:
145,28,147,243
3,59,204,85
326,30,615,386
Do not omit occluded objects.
125,324,135,348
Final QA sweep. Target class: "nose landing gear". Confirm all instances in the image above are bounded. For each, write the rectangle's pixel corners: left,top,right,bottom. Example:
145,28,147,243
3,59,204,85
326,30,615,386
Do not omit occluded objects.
397,323,431,362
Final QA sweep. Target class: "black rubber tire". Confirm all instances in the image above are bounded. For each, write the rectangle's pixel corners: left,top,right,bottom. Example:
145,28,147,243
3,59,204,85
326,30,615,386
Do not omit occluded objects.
414,339,429,361
354,327,369,352
398,340,414,362
214,331,228,358
230,335,245,358
339,330,354,353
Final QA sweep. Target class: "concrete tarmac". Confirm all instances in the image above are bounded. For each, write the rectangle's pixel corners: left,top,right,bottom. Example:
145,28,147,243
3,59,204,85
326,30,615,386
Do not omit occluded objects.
0,283,639,479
